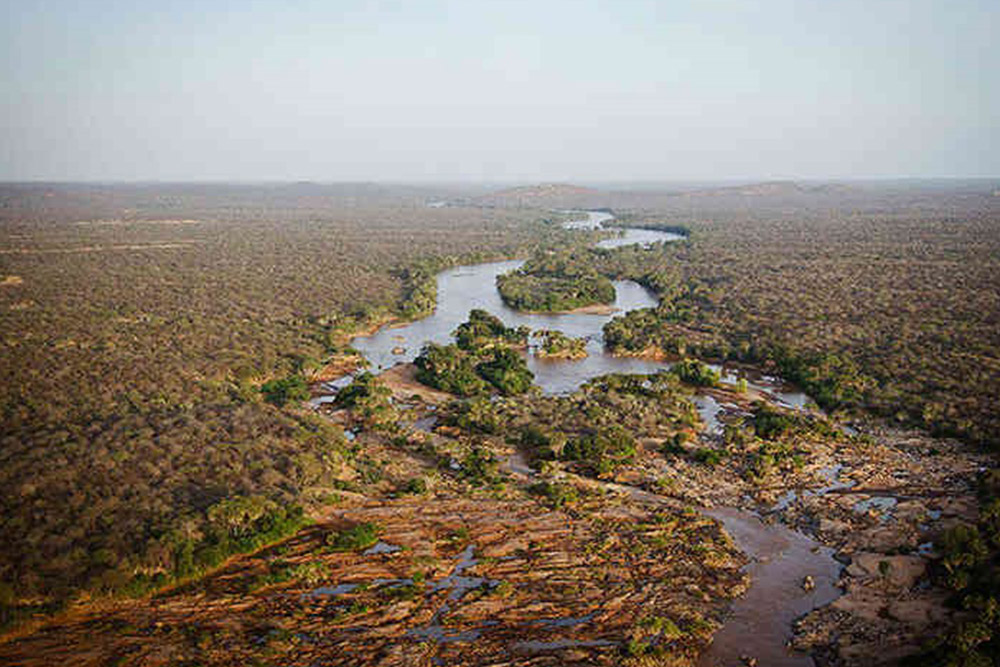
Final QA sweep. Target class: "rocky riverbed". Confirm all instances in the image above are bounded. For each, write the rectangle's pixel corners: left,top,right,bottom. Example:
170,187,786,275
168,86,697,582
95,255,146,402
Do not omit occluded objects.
581,381,987,666
0,483,746,666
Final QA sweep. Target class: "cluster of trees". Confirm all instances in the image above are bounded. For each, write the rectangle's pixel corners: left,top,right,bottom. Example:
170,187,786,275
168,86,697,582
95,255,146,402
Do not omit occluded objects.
561,425,637,476
414,310,535,396
496,249,615,312
907,472,1000,665
415,343,493,396
394,258,446,319
476,347,535,396
260,374,311,407
670,358,720,387
0,489,310,629
732,403,843,478
603,307,683,355
130,497,309,596
605,304,881,416
454,308,529,349
534,329,588,359
440,368,697,479
333,372,396,429
466,371,697,476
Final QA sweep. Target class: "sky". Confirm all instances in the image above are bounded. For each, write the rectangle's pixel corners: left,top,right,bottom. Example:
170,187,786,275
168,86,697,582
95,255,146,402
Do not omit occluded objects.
1,0,997,182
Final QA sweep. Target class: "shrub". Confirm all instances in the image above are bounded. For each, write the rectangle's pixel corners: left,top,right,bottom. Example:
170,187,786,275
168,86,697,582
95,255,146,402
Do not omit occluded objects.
670,359,720,387
520,424,562,460
475,347,534,396
326,522,380,552
528,480,579,507
694,448,725,466
454,309,527,349
334,372,396,428
752,403,796,439
402,477,427,495
260,375,311,406
562,426,636,475
460,447,499,487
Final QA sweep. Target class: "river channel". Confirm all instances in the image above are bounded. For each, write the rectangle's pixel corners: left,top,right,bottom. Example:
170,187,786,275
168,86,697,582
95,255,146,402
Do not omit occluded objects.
339,211,844,666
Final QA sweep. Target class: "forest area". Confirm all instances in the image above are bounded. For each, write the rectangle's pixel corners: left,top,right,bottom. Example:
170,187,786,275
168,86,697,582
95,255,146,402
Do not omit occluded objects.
594,184,1000,450
0,183,583,624
1,180,999,666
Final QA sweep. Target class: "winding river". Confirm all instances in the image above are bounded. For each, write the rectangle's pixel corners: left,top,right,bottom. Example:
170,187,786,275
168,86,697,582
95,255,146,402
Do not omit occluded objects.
351,213,807,404
338,211,843,665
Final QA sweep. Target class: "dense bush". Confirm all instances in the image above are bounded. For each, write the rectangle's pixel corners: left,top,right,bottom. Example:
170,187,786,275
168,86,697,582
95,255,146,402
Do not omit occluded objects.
414,311,535,397
260,375,311,406
334,372,396,428
455,309,529,350
562,426,637,475
414,343,491,396
326,522,381,552
595,189,1000,449
670,358,720,387
905,479,1000,665
535,329,587,359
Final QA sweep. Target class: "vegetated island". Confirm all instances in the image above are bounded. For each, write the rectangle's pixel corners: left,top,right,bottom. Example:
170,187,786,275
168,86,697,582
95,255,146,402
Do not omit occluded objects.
496,248,616,313
533,329,589,360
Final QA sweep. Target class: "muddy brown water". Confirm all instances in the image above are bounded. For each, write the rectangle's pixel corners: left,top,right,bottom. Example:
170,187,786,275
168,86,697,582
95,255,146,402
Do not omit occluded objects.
698,508,842,667
336,210,843,663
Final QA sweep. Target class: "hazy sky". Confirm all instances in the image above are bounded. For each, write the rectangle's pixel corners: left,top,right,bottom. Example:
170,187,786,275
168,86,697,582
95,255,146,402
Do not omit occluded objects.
1,0,997,181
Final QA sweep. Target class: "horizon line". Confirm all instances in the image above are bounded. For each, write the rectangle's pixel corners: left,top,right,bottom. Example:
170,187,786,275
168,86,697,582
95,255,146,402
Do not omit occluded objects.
0,176,998,186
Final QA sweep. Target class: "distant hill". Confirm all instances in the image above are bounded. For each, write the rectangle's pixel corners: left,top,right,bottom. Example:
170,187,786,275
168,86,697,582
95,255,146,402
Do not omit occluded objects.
676,180,858,198
488,183,598,198
456,180,867,211
472,183,600,207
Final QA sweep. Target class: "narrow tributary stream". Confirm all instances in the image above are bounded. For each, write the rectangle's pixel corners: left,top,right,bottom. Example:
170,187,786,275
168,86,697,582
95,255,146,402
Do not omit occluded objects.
332,210,844,664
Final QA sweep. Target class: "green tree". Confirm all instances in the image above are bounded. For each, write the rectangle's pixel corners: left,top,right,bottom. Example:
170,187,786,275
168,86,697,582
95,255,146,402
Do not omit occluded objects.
260,375,310,406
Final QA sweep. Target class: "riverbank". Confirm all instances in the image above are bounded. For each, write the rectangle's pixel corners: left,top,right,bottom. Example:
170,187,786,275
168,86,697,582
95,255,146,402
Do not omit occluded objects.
516,303,619,316
379,363,454,403
534,348,589,361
